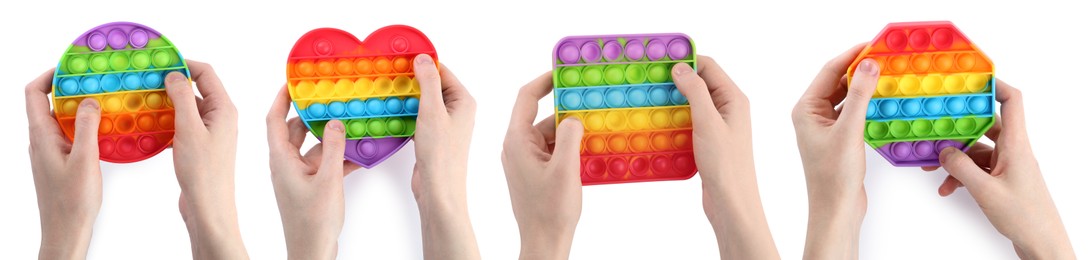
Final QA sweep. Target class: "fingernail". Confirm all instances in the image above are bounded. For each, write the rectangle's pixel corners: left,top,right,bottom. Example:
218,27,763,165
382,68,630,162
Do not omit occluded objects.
166,72,187,86
416,54,434,65
673,63,693,76
327,120,344,133
938,147,957,163
858,59,878,76
79,98,100,111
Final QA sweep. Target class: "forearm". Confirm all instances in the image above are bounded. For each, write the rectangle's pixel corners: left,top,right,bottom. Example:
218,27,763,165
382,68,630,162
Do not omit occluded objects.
1013,212,1075,260
518,223,575,260
417,168,480,260
802,186,865,260
702,167,780,260
39,219,93,260
183,186,249,259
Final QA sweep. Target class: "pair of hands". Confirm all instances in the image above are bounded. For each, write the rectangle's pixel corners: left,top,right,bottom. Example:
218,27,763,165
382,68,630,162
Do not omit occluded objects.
266,54,480,259
500,56,780,259
792,44,1075,259
27,61,248,259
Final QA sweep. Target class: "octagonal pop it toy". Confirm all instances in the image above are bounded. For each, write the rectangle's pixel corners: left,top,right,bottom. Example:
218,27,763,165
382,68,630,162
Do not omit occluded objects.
554,34,697,185
52,22,189,163
848,21,995,166
287,25,434,168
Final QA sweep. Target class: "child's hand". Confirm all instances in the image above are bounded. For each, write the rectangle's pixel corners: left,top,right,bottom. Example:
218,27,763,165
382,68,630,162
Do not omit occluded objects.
163,61,249,259
267,84,358,259
410,54,481,260
673,56,779,259
501,72,583,260
930,80,1075,259
791,44,878,259
26,69,102,259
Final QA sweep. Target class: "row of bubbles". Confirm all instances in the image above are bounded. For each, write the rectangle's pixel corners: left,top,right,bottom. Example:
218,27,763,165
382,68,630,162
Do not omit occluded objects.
560,107,692,133
57,91,171,117
866,117,992,140
338,117,417,138
557,85,687,111
291,56,414,78
96,133,173,158
63,49,180,75
556,37,692,64
867,95,992,119
582,152,696,180
291,76,419,99
882,28,965,52
302,97,420,120
84,28,154,51
59,111,174,136
874,52,989,75
582,130,692,155
556,63,677,87
880,140,968,161
874,73,991,97
56,70,179,96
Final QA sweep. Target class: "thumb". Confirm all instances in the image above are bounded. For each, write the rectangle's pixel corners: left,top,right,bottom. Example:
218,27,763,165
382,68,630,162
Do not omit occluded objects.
318,120,347,177
671,63,718,129
839,58,879,128
939,147,992,190
164,72,202,132
70,98,101,161
551,118,584,168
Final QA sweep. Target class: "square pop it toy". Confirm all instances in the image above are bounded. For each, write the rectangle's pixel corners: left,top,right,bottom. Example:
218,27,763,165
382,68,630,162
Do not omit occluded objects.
553,34,697,185
286,25,434,168
52,22,190,163
848,21,995,167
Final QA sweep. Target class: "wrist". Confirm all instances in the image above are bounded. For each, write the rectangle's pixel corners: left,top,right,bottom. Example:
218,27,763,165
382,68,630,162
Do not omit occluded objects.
39,221,94,260
518,223,575,260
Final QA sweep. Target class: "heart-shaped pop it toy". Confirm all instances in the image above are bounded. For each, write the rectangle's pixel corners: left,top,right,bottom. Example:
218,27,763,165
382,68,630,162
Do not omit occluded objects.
848,21,995,166
52,22,190,163
553,34,697,185
286,25,436,168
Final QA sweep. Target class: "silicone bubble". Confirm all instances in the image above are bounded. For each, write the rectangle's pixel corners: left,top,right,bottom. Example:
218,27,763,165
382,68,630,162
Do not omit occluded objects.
850,21,996,166
603,41,623,61
335,79,354,97
630,156,650,176
385,97,404,114
347,100,366,116
646,39,667,61
80,76,101,94
366,98,385,115
307,103,327,118
581,42,601,63
627,87,649,107
561,90,583,110
59,77,80,95
386,118,406,135
347,119,367,138
625,40,645,61
605,88,626,108
100,74,122,92
648,86,670,106
353,78,373,96
583,89,605,109
122,73,142,90
552,33,697,184
405,97,420,113
328,101,346,117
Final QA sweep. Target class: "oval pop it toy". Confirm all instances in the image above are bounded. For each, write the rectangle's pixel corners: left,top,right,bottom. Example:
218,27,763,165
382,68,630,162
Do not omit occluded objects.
554,34,697,185
848,21,995,166
286,25,435,168
52,22,189,163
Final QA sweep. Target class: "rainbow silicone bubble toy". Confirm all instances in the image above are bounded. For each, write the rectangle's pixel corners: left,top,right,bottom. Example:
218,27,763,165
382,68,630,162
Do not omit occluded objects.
52,22,189,163
848,21,995,167
286,25,434,168
553,34,697,185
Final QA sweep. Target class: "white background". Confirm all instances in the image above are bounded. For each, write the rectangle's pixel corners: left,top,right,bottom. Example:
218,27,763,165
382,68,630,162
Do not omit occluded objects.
1,0,1086,259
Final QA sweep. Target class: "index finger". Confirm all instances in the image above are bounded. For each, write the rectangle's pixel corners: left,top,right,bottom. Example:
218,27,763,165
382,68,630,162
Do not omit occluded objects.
25,69,57,130
993,80,1028,145
801,43,867,102
266,84,293,151
508,72,553,129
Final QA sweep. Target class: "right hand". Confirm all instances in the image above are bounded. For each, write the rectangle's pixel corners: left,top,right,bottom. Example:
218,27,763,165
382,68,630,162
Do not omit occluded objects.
930,80,1075,259
501,72,584,260
267,85,360,259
